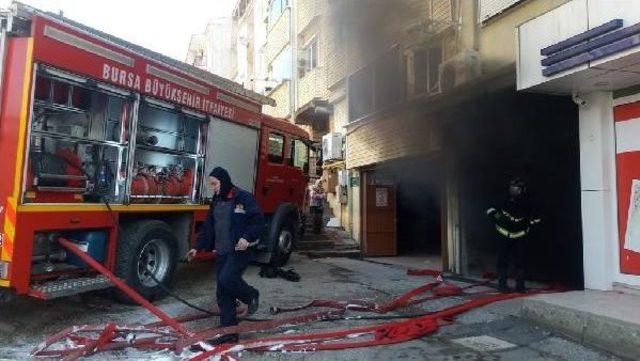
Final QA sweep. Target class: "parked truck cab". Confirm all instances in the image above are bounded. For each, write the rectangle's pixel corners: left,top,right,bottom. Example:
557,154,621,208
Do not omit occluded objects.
0,3,310,301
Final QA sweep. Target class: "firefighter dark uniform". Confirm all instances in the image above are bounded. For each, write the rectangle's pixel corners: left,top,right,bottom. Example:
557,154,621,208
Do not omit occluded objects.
195,167,263,343
487,179,540,293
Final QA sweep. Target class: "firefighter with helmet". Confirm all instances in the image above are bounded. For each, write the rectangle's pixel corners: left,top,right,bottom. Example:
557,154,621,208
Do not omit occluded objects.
486,177,541,293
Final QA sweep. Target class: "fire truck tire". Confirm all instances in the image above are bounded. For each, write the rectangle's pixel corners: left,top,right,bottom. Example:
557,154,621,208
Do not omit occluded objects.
268,203,299,266
114,220,178,303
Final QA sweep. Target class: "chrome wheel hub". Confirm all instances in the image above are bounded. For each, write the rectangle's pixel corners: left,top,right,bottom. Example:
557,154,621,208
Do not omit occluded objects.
137,239,170,287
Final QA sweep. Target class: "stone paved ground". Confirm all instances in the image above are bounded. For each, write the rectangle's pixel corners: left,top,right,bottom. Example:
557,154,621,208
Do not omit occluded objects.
0,255,622,360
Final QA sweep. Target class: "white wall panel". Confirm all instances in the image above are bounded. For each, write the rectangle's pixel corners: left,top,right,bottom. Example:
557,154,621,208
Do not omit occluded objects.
516,0,588,90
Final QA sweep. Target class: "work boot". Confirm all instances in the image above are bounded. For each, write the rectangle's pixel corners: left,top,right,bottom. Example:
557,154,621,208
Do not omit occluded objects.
498,278,511,293
189,334,239,352
248,290,259,315
211,333,239,345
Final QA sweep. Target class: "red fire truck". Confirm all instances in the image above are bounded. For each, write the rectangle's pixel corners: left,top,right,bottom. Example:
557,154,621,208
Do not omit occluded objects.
0,3,310,301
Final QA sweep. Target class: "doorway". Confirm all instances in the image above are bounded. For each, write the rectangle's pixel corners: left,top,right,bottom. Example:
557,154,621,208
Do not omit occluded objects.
362,156,444,270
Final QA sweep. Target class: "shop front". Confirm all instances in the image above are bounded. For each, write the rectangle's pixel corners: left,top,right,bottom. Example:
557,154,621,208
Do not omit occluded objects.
517,0,640,289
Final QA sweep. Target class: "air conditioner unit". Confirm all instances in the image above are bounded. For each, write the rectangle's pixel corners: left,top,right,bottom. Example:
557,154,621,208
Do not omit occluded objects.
322,132,343,162
438,50,482,92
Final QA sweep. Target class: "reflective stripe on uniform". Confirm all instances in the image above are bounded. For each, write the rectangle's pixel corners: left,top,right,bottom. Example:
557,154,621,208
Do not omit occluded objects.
500,210,523,222
495,225,527,239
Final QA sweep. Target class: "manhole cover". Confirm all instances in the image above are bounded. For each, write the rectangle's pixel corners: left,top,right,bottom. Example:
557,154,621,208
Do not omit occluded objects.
452,335,517,352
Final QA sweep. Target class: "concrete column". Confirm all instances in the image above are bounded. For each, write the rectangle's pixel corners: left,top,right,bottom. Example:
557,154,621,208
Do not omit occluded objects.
579,91,617,290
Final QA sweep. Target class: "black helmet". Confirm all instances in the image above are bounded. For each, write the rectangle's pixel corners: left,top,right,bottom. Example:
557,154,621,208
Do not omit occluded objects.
508,177,526,197
509,177,526,188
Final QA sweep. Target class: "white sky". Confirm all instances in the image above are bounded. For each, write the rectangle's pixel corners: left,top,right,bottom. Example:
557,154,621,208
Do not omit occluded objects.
0,0,235,61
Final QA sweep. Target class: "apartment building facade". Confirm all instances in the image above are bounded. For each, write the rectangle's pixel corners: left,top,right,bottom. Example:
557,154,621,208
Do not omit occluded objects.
332,0,587,290
517,0,640,291
217,0,595,289
231,0,270,94
185,17,235,79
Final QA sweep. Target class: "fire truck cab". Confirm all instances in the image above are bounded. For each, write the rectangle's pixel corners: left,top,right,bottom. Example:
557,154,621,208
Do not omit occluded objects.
0,3,310,301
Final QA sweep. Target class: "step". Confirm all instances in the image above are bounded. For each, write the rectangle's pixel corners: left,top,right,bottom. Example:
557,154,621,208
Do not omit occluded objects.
300,249,361,259
302,232,332,240
295,240,335,251
29,275,112,300
521,290,640,360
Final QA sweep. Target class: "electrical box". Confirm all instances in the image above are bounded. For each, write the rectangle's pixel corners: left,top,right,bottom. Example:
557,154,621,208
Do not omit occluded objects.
322,132,343,162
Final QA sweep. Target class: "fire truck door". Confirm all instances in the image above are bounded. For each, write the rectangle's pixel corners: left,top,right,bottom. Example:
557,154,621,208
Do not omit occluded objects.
258,130,288,213
205,118,259,197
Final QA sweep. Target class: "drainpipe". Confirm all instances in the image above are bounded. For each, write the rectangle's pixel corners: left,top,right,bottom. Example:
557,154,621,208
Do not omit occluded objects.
472,0,479,51
290,0,297,123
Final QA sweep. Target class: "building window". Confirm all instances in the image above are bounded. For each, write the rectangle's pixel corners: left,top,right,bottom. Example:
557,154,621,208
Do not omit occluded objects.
412,45,443,95
268,46,292,85
347,46,403,122
268,0,289,28
290,139,309,173
299,37,319,78
268,133,285,163
348,65,374,122
374,48,403,111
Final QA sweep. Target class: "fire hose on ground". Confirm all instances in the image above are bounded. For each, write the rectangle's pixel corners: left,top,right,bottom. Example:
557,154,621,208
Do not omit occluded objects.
29,237,564,360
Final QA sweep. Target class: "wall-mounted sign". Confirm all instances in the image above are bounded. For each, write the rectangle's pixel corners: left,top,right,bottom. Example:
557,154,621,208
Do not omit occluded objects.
375,188,388,207
541,18,640,77
614,101,640,276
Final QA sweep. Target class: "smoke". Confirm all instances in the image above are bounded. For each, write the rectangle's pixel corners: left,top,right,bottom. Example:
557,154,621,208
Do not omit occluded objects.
328,0,421,63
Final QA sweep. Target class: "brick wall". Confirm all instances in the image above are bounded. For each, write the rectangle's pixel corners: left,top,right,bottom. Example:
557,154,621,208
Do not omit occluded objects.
331,97,348,133
298,67,328,107
297,0,321,33
263,81,291,118
346,109,441,169
324,13,346,89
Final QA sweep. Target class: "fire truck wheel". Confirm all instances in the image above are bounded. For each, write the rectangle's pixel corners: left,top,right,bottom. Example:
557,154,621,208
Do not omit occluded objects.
114,220,178,303
268,203,299,266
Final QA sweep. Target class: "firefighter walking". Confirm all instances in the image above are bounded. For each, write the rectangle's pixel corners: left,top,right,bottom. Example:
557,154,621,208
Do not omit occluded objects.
188,167,263,344
486,177,540,293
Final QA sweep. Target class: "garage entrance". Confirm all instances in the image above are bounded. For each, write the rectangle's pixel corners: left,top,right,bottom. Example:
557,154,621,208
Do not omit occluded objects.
448,89,583,288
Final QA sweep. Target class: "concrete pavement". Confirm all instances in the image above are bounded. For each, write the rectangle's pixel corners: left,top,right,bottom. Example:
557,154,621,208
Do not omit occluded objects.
0,255,622,360
522,290,640,360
